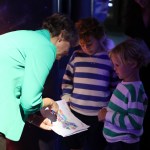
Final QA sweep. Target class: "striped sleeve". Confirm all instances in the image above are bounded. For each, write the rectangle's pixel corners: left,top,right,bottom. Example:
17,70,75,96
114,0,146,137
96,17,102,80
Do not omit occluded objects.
61,51,76,102
106,82,147,130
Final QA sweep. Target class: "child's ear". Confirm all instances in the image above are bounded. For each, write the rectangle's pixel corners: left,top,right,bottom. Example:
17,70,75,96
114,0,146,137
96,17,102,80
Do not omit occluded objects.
131,61,138,68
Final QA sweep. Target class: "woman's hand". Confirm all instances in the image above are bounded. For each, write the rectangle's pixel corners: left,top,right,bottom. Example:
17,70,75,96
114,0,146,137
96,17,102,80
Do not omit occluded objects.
42,98,59,114
39,117,52,130
27,114,52,130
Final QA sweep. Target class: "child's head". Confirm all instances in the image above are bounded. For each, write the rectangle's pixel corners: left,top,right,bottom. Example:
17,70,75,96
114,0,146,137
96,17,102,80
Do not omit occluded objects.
75,17,106,55
109,38,150,81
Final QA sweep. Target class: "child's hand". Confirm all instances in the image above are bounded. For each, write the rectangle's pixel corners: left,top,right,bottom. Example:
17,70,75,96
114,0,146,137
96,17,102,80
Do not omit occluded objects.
61,94,70,103
98,107,107,122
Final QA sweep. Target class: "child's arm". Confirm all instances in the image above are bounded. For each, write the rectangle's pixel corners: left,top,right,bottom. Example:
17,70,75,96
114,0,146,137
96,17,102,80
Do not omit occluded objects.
61,52,75,103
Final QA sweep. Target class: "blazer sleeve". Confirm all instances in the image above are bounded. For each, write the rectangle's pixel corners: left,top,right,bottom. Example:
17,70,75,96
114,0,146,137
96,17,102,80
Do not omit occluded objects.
20,41,56,117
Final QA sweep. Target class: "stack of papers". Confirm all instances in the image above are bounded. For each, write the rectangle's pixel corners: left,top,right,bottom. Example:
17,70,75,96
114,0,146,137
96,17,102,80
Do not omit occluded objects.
40,99,89,137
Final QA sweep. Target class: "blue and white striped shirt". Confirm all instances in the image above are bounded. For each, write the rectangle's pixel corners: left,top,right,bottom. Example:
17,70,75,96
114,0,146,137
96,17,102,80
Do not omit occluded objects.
62,50,118,116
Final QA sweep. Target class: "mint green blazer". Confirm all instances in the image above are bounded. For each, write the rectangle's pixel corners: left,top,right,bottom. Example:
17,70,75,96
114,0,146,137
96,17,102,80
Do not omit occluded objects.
0,29,56,141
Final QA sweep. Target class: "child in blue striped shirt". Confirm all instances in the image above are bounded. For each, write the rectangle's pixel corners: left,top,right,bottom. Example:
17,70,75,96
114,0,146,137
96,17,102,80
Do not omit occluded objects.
61,17,118,150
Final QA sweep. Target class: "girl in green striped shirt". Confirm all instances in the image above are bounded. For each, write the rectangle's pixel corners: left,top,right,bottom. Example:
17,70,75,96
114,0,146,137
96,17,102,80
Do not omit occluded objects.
98,38,150,150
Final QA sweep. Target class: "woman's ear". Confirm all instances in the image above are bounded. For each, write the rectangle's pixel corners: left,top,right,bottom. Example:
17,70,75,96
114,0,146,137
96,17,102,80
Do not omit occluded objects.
58,30,64,42
57,35,63,42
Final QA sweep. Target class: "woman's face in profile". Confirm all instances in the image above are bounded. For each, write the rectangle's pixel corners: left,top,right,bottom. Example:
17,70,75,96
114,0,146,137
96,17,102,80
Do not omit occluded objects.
55,40,70,60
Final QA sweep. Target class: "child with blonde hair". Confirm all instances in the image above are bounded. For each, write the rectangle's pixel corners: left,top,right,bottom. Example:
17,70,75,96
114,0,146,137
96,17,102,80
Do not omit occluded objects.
98,38,150,150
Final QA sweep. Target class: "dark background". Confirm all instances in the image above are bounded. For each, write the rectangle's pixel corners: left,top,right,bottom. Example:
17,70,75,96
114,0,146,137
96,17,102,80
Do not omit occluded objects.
0,0,128,34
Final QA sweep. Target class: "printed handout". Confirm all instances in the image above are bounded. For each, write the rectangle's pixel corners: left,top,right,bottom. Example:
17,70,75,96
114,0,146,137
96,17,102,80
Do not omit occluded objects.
40,99,89,137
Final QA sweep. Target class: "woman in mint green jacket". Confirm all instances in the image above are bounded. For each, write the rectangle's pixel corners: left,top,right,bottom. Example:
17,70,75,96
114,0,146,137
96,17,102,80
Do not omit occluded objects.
0,13,78,150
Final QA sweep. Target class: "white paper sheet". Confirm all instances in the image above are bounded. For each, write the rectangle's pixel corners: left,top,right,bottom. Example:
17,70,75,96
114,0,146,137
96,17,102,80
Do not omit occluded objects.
40,99,89,137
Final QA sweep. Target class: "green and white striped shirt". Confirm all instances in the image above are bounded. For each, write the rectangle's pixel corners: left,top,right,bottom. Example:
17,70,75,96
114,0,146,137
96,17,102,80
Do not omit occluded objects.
103,81,148,143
